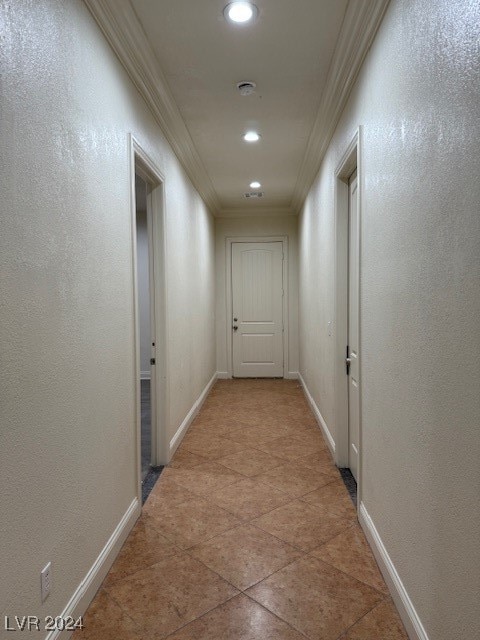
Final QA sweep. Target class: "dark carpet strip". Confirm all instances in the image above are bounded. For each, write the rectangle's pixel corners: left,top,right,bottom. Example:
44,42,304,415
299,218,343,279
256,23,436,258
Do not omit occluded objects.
142,466,163,505
339,467,357,507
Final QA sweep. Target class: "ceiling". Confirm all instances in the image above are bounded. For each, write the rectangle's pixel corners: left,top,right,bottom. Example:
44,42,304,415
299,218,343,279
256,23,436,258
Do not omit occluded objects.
131,0,348,214
85,0,390,216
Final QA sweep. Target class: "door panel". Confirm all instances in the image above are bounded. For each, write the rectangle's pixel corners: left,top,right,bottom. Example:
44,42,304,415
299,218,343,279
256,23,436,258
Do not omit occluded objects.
348,171,360,481
232,242,284,377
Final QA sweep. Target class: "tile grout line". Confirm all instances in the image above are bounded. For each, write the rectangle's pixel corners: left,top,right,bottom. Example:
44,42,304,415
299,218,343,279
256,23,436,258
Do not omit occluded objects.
333,597,394,640
82,381,398,639
242,590,311,639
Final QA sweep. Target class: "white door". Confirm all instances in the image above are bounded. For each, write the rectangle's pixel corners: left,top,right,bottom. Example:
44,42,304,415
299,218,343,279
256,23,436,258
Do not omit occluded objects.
348,170,360,481
232,242,284,377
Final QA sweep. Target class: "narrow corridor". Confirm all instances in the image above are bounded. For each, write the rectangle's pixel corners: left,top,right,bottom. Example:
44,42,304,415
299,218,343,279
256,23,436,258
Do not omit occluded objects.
76,380,407,639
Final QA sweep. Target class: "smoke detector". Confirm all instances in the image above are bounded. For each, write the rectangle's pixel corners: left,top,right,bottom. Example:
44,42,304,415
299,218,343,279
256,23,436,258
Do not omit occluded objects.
237,81,256,96
244,191,264,198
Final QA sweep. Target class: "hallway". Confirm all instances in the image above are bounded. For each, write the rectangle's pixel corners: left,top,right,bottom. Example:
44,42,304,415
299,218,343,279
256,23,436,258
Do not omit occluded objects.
76,380,407,639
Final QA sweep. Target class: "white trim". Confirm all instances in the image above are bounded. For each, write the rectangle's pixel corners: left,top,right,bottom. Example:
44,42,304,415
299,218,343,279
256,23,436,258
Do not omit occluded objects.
333,128,363,510
169,372,217,456
359,503,429,640
225,236,289,379
217,207,295,219
284,371,299,380
216,371,230,380
130,135,169,495
45,498,140,640
140,371,151,381
298,373,335,455
84,0,389,217
291,0,390,212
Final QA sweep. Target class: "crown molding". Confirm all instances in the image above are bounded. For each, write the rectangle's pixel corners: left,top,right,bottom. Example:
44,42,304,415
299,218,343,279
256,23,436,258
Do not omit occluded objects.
217,207,295,219
84,0,390,218
290,0,391,214
83,0,221,215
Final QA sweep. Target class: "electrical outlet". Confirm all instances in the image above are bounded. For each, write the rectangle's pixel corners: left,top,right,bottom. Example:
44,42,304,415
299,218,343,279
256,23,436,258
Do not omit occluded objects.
40,562,52,602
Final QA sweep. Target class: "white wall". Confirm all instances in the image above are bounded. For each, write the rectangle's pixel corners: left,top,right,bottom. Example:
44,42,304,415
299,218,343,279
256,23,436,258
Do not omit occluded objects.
0,0,215,630
135,203,151,377
215,216,299,376
298,0,480,638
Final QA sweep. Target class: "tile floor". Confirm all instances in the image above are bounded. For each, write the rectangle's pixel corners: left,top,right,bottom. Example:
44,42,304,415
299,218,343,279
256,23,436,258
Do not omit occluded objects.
75,379,408,640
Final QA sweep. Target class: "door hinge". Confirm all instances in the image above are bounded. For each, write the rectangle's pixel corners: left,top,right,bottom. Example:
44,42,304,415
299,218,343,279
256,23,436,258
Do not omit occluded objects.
150,358,156,366
345,346,350,376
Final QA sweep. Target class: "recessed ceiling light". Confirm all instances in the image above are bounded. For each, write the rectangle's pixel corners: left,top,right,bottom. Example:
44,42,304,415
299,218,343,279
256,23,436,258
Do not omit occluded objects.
243,131,261,142
224,2,258,24
250,181,261,189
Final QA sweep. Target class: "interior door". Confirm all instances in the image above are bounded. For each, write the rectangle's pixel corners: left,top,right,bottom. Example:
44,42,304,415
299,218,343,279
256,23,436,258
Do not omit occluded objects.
348,170,360,481
232,242,284,377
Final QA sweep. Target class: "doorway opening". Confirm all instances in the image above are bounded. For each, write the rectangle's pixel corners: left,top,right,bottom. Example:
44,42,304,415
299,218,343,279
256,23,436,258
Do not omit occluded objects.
134,175,154,482
334,129,362,509
130,136,168,504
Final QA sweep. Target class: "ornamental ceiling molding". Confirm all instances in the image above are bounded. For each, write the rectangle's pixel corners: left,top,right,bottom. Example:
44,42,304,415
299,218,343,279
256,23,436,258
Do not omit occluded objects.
290,0,391,214
84,0,390,217
84,0,221,215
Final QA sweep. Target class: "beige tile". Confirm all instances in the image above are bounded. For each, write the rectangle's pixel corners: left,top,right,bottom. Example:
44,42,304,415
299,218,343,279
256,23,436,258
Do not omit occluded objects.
161,462,245,496
247,556,383,640
189,524,303,590
341,599,408,639
143,476,198,516
105,553,238,639
168,448,209,469
311,524,389,594
301,480,357,520
72,589,146,639
230,411,286,428
223,425,285,447
296,450,340,478
256,435,327,461
103,519,179,588
164,593,305,640
255,464,335,498
206,477,292,521
217,447,284,477
262,403,317,422
145,495,242,549
181,432,247,459
252,499,352,551
189,414,244,437
289,428,328,446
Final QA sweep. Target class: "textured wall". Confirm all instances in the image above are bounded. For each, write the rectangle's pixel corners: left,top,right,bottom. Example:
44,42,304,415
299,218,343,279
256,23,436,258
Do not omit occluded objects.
0,0,215,628
298,0,480,637
215,216,299,376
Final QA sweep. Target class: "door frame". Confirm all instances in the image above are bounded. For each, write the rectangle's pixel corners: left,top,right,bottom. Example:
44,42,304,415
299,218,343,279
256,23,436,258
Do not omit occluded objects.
334,127,363,506
225,236,289,379
129,134,169,505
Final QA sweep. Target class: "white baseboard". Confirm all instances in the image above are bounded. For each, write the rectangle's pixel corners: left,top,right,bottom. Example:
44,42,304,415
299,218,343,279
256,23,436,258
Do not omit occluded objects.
46,498,140,639
298,372,335,454
359,502,429,640
140,371,151,380
216,372,298,380
169,372,217,456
